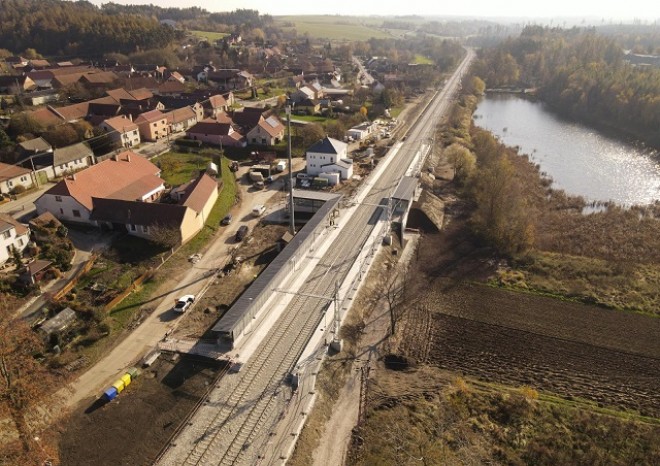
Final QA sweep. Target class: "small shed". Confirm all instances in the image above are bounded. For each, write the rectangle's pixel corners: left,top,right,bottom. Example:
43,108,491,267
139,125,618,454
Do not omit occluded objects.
21,259,53,285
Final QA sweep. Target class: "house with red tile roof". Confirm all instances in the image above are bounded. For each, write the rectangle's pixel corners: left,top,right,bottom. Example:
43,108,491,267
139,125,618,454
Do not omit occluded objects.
99,115,141,148
247,115,285,146
34,151,164,224
134,109,169,141
165,107,198,133
205,94,229,118
186,119,246,148
89,173,218,244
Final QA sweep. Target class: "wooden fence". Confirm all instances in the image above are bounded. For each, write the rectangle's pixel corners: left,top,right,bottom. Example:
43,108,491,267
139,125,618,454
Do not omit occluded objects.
52,255,97,301
103,269,155,312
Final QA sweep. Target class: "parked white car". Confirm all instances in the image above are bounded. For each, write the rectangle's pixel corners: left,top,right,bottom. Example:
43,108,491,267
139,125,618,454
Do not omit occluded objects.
173,294,195,313
252,204,266,217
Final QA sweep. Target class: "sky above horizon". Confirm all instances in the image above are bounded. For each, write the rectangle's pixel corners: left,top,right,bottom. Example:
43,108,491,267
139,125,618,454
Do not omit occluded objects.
89,0,660,22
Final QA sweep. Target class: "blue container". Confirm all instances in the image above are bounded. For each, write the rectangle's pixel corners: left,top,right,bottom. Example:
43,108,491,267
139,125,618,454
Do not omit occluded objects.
103,386,118,401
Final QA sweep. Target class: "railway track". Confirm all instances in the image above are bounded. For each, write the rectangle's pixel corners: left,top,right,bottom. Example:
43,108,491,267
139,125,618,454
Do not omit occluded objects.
157,49,474,466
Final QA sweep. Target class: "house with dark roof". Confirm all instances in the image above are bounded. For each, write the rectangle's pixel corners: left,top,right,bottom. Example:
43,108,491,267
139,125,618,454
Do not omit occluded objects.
247,116,285,146
0,162,33,195
305,137,353,181
18,137,52,157
186,119,246,148
90,173,218,244
35,151,164,224
16,142,95,184
231,107,270,133
0,214,30,265
52,143,96,178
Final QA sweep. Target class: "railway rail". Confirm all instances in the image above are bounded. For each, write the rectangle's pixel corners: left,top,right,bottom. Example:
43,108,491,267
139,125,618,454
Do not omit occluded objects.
157,48,474,466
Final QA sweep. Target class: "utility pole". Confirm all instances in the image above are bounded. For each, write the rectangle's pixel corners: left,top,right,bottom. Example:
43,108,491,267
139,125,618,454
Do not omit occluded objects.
286,104,295,235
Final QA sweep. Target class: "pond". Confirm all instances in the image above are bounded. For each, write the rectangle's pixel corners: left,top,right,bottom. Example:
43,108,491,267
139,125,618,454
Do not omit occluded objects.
474,94,660,205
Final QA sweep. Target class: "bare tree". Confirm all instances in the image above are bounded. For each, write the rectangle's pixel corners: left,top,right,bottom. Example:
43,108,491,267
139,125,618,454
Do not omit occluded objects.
384,264,406,336
147,223,181,249
0,294,55,461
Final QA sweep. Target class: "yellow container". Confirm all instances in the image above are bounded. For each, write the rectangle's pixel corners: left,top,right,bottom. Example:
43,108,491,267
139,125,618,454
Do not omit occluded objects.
121,374,131,387
112,380,125,393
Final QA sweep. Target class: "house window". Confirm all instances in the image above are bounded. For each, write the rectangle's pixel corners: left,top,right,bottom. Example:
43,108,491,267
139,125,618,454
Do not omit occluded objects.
54,195,62,202
59,208,64,215
153,123,157,127
2,231,10,240
7,181,12,187
20,176,27,182
72,210,81,218
261,138,266,145
5,246,10,254
18,238,24,246
252,138,257,143
142,225,148,233
130,224,137,231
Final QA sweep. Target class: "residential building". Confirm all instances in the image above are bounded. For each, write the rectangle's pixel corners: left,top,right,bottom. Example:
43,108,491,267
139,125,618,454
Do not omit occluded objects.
90,173,218,245
99,115,141,148
247,116,285,146
35,151,164,224
0,162,33,194
305,137,353,180
346,122,377,141
166,107,198,133
18,137,52,158
0,214,30,265
134,109,169,141
205,94,229,117
52,143,96,178
186,119,246,148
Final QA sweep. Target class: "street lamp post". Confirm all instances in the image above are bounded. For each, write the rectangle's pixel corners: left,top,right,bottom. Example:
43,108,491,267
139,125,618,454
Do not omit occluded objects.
286,104,295,235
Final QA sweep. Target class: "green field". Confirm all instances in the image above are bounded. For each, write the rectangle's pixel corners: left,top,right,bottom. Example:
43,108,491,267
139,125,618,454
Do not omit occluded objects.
274,15,393,41
191,30,229,42
412,54,434,64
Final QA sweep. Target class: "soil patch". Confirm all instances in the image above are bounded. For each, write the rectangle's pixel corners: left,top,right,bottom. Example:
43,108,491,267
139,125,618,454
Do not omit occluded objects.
58,355,227,466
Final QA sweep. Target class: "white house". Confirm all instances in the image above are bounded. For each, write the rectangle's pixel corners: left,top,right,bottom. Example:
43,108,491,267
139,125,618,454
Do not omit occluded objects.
346,121,377,141
35,151,164,224
52,143,96,178
99,115,141,149
0,214,30,265
0,162,33,195
305,137,353,181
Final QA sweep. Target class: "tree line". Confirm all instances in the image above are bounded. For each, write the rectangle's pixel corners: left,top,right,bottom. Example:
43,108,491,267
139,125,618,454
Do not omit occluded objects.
0,0,180,57
473,26,660,147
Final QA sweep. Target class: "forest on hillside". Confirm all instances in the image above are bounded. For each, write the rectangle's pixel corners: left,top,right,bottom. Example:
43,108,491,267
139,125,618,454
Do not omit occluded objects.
473,26,660,146
0,0,181,57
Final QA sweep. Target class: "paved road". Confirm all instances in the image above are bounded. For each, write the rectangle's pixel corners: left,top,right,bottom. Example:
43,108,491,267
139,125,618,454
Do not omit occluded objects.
157,49,475,466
